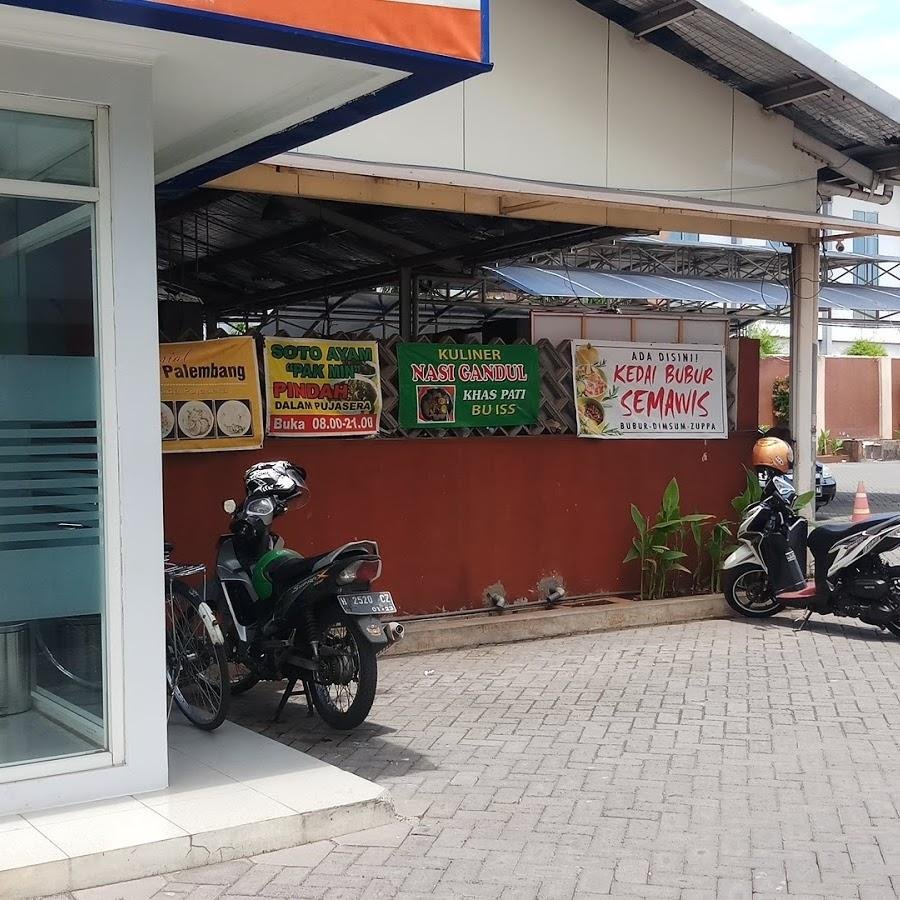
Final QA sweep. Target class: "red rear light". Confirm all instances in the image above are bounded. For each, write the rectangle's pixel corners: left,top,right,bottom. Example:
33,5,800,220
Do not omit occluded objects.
336,557,382,585
355,559,382,584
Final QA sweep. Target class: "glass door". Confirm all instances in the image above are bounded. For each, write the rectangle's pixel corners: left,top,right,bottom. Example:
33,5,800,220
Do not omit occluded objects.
0,107,108,767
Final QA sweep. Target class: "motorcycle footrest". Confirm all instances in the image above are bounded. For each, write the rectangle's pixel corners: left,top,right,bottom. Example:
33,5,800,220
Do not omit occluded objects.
284,653,317,672
777,582,817,602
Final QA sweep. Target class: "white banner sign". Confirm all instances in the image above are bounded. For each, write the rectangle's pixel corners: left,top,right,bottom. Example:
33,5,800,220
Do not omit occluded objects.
571,341,728,439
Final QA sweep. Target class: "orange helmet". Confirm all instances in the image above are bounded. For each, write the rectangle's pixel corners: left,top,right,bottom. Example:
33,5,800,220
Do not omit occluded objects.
752,437,793,474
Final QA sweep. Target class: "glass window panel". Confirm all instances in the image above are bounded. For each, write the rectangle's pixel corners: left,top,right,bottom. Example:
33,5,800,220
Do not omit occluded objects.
0,195,106,767
0,110,94,187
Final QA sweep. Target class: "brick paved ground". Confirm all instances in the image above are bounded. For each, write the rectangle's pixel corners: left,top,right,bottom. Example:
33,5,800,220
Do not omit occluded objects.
68,617,900,899
820,461,900,521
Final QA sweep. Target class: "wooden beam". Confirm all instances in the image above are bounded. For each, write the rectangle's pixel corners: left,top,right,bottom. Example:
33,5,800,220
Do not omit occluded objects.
757,77,830,109
630,1,696,37
207,163,867,245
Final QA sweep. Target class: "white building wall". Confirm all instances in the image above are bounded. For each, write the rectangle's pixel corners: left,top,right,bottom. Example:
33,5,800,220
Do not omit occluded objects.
303,0,819,212
0,47,167,813
823,193,900,356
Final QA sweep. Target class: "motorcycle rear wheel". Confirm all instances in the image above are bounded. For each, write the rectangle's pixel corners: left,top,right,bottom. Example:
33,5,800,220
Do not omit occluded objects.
309,608,377,731
723,563,784,618
886,624,900,639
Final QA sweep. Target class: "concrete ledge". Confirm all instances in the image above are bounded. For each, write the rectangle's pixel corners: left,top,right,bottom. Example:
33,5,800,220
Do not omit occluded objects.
390,594,732,656
0,720,396,899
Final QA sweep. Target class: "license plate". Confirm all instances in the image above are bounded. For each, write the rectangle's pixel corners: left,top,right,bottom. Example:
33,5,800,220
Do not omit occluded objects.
339,591,396,615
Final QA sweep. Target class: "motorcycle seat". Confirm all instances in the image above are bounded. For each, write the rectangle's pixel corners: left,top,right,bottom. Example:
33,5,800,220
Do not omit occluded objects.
808,515,899,554
267,551,332,591
807,515,900,579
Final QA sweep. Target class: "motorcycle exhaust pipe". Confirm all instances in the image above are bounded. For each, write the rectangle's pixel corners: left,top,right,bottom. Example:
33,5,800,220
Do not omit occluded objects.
384,622,405,645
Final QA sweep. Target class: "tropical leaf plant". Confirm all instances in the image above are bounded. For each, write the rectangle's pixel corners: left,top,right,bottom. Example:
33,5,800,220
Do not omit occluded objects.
690,518,734,594
706,521,732,593
625,478,710,601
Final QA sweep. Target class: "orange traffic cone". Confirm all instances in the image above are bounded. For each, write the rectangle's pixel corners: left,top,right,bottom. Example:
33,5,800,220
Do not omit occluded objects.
852,482,871,522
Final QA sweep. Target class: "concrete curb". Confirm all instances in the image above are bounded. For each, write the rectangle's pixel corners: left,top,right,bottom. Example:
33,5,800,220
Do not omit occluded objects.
389,594,732,656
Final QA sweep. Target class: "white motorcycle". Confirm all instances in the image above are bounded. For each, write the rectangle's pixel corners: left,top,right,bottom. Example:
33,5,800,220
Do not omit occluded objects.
722,474,900,635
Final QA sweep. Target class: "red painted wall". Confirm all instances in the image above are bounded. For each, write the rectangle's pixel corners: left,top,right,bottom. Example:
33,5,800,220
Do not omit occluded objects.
892,359,900,436
758,357,789,428
736,338,761,433
163,433,756,616
825,357,880,438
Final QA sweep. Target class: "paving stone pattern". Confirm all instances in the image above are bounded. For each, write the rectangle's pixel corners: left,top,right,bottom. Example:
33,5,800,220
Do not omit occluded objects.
64,618,900,899
819,461,900,522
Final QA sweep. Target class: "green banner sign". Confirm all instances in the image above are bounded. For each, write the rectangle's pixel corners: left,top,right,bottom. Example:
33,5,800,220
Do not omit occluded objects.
398,343,541,429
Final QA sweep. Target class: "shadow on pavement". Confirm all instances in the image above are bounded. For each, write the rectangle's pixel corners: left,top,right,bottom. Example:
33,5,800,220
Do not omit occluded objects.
227,681,437,781
754,613,899,644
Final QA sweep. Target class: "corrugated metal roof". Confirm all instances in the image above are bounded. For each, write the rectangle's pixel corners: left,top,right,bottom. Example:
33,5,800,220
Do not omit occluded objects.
490,264,900,312
578,0,900,175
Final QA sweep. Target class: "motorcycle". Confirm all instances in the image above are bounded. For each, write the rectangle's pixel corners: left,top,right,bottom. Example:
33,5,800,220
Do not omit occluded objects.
214,460,404,729
722,473,900,636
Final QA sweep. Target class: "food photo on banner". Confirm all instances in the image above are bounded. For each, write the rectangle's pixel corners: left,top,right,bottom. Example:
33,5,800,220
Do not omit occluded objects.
571,340,727,439
397,343,540,429
264,337,382,437
159,337,264,452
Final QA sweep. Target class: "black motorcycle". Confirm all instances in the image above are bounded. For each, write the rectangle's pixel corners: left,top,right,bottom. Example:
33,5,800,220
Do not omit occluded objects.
723,473,900,636
214,461,404,729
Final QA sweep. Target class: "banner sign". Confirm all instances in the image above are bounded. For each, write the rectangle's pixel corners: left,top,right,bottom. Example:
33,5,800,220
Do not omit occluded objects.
571,341,728,439
90,0,486,63
160,337,263,453
264,338,382,437
398,344,541,429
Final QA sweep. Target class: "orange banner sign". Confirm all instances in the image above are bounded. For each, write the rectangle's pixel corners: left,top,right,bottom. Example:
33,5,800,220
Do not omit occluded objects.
152,0,485,61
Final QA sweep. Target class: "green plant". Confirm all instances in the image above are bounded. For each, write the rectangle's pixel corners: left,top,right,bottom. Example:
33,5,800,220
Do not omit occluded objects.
817,429,844,456
846,339,887,357
731,467,763,519
689,518,735,595
793,490,817,515
625,478,710,601
747,325,784,358
771,376,790,425
707,522,732,594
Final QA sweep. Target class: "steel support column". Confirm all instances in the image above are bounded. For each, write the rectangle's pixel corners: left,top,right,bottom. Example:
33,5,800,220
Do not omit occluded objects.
789,243,819,522
399,267,418,340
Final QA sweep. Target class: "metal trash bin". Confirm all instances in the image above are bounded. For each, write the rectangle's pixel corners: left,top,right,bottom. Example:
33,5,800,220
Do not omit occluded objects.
0,623,32,716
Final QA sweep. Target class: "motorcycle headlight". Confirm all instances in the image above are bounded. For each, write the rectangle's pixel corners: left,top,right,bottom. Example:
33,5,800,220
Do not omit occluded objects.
820,465,833,479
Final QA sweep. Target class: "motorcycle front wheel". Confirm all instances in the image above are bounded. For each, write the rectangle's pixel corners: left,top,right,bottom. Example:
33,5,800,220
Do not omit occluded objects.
309,607,377,730
723,563,784,618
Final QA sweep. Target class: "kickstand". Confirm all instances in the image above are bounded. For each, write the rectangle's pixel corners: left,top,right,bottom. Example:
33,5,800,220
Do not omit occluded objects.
273,676,298,723
302,679,315,718
795,610,814,633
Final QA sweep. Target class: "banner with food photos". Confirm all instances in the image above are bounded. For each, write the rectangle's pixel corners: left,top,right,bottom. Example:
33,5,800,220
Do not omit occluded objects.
160,337,264,452
397,343,540,429
571,340,728,439
264,338,382,437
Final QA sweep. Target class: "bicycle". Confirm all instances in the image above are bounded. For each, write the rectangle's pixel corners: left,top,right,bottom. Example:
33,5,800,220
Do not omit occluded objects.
164,544,230,730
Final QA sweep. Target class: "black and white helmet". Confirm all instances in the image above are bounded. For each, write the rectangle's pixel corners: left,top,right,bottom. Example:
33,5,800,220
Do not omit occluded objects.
244,460,309,509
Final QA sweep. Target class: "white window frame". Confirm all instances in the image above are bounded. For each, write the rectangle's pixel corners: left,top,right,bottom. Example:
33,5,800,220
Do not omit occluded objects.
0,92,124,784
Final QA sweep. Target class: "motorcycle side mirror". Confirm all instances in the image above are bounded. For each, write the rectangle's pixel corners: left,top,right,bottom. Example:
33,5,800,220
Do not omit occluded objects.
223,499,237,514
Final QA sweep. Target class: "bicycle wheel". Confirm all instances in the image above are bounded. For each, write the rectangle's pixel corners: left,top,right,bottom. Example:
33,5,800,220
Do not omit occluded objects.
166,580,230,730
